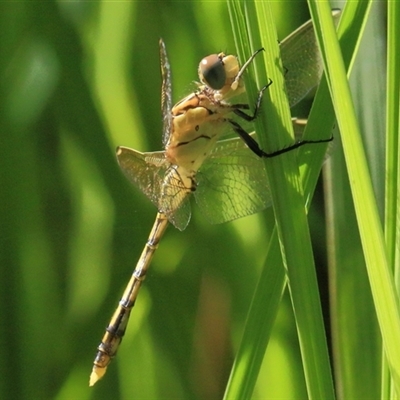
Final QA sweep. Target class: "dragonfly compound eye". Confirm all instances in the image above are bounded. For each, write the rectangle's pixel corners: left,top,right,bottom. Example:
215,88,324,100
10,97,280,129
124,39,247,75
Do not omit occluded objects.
198,54,226,90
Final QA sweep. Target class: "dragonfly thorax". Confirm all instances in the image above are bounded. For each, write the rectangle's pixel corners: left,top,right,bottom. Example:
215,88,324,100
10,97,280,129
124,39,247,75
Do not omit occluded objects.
166,92,229,172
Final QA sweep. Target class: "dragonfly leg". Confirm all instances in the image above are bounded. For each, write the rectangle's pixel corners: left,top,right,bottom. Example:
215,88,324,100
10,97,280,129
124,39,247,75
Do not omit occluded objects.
228,118,266,158
228,77,334,158
231,47,265,89
228,118,333,159
232,80,272,121
259,135,334,158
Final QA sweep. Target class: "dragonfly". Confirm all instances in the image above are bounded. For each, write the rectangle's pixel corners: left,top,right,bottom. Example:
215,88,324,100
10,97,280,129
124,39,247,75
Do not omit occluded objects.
89,10,340,386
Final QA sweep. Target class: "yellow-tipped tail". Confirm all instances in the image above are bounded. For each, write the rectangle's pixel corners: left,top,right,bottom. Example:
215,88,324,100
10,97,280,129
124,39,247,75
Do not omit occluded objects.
89,365,107,387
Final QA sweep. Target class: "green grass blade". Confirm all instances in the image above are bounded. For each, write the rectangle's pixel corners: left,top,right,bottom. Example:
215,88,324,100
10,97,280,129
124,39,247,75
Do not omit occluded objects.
383,1,400,398
226,1,335,399
385,0,400,284
309,0,400,396
223,228,286,400
318,2,382,399
254,5,335,398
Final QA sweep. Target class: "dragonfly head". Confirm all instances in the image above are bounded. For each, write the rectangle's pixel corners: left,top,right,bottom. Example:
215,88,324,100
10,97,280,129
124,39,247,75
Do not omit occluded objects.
198,52,242,97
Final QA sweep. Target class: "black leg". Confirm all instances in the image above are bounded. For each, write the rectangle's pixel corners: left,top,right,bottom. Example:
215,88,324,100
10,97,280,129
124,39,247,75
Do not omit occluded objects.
228,117,333,159
228,119,266,157
259,136,334,158
232,81,272,122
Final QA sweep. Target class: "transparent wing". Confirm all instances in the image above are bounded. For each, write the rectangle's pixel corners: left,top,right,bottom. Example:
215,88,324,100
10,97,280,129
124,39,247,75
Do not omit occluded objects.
281,10,341,108
117,146,167,208
116,146,191,231
159,39,173,147
195,135,271,225
157,166,192,231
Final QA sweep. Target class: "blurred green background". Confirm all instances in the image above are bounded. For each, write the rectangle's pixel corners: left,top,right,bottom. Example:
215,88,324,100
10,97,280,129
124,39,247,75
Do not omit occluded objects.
0,1,385,399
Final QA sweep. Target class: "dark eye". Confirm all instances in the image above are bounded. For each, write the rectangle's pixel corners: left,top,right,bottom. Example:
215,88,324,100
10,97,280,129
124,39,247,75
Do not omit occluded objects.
198,54,226,90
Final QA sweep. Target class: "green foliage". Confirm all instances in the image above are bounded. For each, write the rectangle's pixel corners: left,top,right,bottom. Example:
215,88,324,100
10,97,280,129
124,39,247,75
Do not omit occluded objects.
0,1,392,399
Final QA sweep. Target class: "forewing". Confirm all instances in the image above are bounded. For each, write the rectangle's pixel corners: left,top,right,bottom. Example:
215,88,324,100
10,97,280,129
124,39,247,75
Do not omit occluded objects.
195,136,271,225
280,10,341,108
116,146,191,231
159,39,172,147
